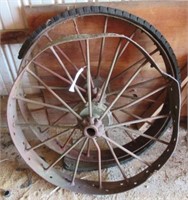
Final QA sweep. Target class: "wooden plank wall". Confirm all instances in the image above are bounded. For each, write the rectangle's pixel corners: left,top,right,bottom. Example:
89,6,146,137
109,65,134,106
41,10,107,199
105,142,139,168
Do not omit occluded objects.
0,1,187,118
23,2,188,118
0,1,187,95
0,0,78,95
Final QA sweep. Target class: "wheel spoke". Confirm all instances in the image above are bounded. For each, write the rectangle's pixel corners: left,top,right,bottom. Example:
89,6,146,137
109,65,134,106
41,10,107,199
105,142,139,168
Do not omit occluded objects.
99,39,122,104
41,113,72,133
40,103,79,133
127,76,163,90
124,129,136,141
23,85,70,91
92,138,102,189
107,92,156,103
17,123,76,130
45,136,85,171
105,133,128,179
61,129,76,150
86,39,93,118
26,69,82,120
96,17,108,78
110,48,158,83
117,29,137,58
123,127,169,145
121,94,155,103
105,115,169,129
112,85,168,111
33,61,86,93
45,33,87,80
50,46,87,104
102,135,150,167
112,112,134,141
107,76,162,97
71,138,89,185
73,19,86,64
120,110,152,125
100,66,142,120
30,107,47,112
26,129,70,151
86,138,91,157
15,96,70,113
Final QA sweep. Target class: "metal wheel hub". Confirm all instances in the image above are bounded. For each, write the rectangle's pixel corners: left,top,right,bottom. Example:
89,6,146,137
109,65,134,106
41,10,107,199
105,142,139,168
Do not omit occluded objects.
80,102,112,138
83,118,105,138
79,102,113,126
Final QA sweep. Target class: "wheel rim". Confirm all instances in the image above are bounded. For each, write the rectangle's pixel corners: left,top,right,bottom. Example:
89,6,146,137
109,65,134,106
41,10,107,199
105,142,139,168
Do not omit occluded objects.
8,7,180,194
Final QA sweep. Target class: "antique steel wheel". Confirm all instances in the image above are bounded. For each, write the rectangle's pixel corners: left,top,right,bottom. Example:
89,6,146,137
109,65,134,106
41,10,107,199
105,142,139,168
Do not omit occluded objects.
7,6,180,194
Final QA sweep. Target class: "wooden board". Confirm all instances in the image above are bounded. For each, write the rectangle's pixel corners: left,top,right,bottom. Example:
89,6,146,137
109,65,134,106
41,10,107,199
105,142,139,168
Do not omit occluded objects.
24,1,188,70
22,2,187,119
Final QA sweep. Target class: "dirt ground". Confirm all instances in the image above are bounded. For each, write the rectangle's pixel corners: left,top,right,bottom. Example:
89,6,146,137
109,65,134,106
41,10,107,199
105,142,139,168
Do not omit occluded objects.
0,122,187,200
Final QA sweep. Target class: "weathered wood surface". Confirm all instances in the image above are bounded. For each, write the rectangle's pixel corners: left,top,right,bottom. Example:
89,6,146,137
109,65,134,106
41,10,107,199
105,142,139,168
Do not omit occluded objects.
1,2,187,118
23,2,187,119
24,2,188,69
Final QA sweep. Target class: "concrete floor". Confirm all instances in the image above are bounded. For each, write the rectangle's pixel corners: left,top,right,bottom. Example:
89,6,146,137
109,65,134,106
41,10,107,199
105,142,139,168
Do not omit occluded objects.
0,96,188,200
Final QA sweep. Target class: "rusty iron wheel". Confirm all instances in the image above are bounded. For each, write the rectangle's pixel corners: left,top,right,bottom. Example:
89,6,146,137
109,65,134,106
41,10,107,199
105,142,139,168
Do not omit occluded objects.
7,6,180,194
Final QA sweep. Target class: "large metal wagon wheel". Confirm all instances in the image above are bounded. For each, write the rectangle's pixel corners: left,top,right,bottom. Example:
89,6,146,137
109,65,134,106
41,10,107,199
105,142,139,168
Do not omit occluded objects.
7,6,180,194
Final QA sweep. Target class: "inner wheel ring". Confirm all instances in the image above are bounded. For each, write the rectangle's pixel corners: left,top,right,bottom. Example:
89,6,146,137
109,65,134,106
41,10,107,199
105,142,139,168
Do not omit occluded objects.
7,6,180,195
